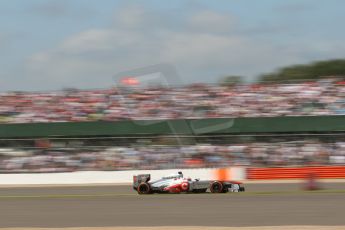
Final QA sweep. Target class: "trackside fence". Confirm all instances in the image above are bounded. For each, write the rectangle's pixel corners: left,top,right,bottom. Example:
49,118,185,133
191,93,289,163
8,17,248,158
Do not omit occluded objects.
247,166,345,180
0,166,344,186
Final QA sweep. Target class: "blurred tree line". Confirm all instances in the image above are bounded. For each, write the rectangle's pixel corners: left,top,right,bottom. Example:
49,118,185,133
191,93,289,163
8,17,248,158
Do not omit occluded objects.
219,75,243,85
220,59,345,85
259,59,345,82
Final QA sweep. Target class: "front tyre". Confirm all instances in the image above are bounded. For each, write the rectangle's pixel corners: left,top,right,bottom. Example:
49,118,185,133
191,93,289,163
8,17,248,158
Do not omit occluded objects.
210,181,223,193
137,182,151,194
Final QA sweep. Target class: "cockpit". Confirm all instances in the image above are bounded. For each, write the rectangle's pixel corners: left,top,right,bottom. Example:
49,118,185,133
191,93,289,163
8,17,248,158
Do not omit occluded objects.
162,171,183,179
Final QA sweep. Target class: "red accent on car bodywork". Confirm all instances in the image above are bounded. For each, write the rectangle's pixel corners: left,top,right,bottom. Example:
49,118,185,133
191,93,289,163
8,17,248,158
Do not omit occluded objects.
164,180,189,193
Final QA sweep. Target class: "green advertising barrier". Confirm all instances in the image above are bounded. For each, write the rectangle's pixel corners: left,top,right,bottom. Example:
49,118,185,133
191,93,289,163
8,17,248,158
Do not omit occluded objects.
0,116,345,138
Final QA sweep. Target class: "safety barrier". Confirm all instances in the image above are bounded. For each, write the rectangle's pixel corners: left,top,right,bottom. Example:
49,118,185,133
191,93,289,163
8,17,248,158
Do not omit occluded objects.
247,166,345,179
2,115,345,138
0,167,246,186
0,166,343,186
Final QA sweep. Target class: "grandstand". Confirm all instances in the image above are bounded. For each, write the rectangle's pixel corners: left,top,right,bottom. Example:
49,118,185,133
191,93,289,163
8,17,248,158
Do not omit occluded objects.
0,79,345,173
0,78,344,124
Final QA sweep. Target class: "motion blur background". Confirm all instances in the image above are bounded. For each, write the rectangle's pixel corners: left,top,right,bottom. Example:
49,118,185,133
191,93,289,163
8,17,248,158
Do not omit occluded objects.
0,0,345,178
1,1,345,229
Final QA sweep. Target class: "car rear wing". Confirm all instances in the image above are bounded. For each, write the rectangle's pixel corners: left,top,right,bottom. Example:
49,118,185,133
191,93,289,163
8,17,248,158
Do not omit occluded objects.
133,174,151,188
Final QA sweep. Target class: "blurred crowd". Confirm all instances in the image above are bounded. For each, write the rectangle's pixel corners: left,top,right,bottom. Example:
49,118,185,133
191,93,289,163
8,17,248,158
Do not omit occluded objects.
1,140,344,173
1,79,345,123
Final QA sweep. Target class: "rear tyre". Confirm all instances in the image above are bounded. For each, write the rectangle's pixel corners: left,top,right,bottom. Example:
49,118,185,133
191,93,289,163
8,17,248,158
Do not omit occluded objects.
210,181,223,193
137,182,151,194
239,186,245,192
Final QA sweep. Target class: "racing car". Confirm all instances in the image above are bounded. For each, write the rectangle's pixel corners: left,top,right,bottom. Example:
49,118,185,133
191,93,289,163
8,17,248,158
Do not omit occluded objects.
133,171,245,194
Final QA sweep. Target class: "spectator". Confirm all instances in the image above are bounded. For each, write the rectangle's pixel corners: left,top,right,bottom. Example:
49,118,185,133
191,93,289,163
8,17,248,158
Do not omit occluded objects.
0,140,344,173
0,79,345,123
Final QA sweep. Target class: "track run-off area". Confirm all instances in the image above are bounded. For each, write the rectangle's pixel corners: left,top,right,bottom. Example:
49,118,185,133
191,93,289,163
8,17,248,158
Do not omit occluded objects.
0,182,344,228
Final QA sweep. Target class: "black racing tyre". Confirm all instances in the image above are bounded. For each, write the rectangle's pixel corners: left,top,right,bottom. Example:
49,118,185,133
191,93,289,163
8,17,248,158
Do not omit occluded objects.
239,186,245,192
210,181,223,193
137,182,151,194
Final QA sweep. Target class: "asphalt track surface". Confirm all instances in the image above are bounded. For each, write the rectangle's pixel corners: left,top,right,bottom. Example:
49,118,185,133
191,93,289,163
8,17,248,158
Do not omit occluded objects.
0,182,344,228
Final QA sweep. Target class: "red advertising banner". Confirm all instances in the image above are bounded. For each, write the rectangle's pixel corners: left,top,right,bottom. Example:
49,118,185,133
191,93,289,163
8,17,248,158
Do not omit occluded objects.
247,166,345,179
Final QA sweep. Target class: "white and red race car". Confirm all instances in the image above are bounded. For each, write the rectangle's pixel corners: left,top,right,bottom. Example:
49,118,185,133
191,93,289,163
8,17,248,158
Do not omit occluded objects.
133,171,245,194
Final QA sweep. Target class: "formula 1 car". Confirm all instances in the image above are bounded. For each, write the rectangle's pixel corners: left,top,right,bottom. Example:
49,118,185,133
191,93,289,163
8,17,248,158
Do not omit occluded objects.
133,171,245,194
